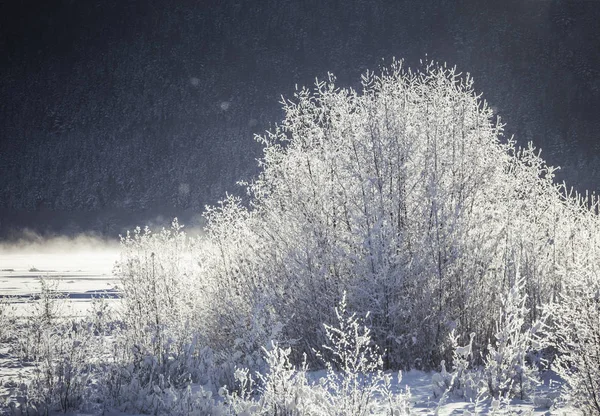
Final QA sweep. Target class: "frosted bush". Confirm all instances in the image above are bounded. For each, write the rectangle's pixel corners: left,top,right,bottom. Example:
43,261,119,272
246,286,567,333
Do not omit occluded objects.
433,276,545,406
116,219,198,361
11,278,66,362
0,295,17,343
197,59,593,375
5,319,99,415
433,330,485,401
224,294,411,416
549,278,600,415
483,276,544,400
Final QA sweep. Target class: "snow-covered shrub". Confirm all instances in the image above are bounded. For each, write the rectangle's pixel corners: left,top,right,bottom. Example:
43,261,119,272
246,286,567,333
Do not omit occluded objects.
141,384,224,416
31,321,94,412
433,276,545,404
92,344,225,416
92,313,224,413
106,218,271,412
116,219,198,366
87,295,114,336
224,345,313,415
114,221,213,378
194,59,585,373
1,279,122,414
549,276,600,415
224,294,411,416
5,317,99,415
316,292,404,416
0,295,17,343
433,330,483,401
431,362,452,400
11,278,66,361
483,276,544,400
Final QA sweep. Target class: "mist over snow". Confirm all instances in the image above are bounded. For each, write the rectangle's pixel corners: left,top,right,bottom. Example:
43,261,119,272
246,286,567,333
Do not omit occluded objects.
0,231,120,274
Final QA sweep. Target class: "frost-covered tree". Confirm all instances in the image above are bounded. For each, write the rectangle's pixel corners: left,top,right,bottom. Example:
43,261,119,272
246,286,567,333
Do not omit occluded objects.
200,60,572,370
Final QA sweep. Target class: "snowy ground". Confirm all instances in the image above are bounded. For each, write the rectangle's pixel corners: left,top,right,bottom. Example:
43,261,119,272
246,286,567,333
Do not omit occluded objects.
294,369,570,415
399,369,572,415
0,244,578,415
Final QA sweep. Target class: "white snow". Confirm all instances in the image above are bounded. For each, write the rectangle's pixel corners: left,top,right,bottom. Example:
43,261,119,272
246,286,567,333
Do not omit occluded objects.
0,244,120,317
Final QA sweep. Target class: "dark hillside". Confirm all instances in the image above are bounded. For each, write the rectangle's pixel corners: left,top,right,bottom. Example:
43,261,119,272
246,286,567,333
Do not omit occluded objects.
1,0,599,236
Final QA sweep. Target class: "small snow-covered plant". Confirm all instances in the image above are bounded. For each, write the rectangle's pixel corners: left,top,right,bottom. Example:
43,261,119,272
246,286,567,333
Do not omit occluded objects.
431,360,452,400
316,292,383,415
36,320,94,413
450,331,475,381
222,367,263,415
169,385,225,416
97,336,202,413
224,344,313,416
433,330,483,401
3,278,91,414
378,371,412,416
255,344,311,415
223,294,411,416
112,219,219,396
9,318,97,415
549,280,600,415
12,277,66,361
316,292,410,416
97,350,224,416
34,277,65,324
217,297,284,389
133,378,223,416
484,275,543,400
116,220,193,361
88,295,113,336
0,295,17,343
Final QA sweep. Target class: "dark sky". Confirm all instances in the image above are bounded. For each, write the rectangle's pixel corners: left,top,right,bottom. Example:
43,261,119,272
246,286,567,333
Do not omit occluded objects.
1,0,600,237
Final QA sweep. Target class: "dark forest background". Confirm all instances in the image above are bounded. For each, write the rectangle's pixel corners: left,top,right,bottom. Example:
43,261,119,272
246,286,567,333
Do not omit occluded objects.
1,0,599,238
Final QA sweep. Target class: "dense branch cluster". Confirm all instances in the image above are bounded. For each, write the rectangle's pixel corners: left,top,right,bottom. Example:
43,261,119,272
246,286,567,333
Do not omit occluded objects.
192,60,596,367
